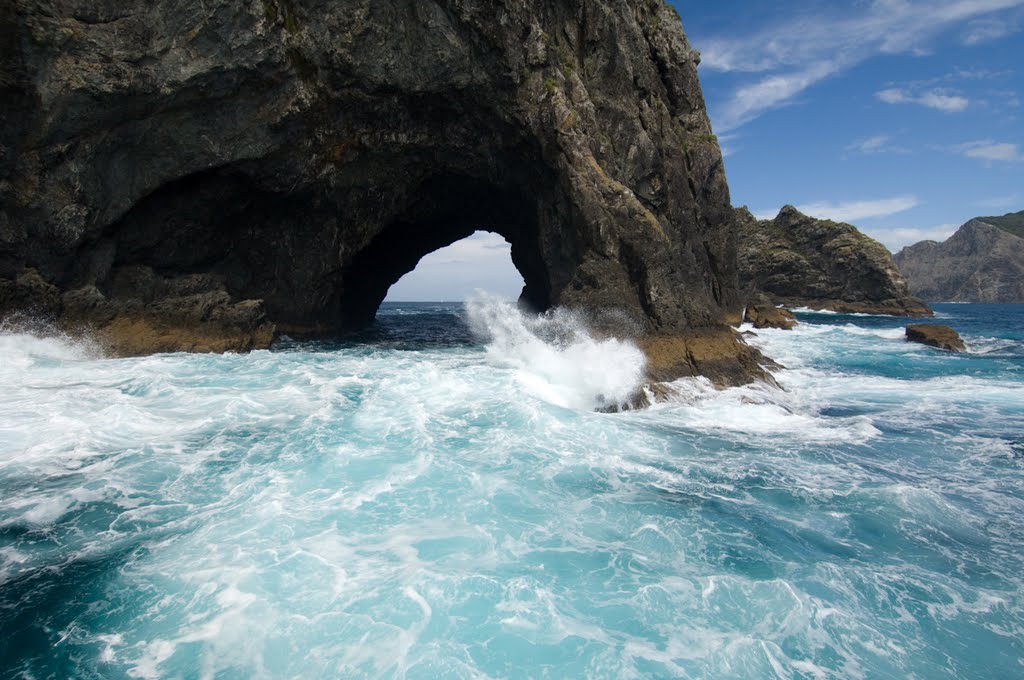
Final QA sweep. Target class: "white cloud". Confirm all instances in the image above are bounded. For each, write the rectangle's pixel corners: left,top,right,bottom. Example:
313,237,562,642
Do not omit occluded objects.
716,133,741,157
949,67,1015,80
698,0,1024,130
845,134,911,155
795,196,921,223
962,16,1022,43
953,140,1024,161
876,88,970,112
716,62,838,130
754,195,920,225
851,135,891,153
919,92,970,112
872,224,960,251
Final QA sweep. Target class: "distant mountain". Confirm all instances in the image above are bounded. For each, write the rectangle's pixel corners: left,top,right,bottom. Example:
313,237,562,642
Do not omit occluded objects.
894,211,1024,303
737,206,931,316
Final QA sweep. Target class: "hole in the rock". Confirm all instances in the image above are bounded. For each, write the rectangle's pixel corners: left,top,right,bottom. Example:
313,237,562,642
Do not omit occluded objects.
385,230,525,303
339,231,527,349
337,174,555,329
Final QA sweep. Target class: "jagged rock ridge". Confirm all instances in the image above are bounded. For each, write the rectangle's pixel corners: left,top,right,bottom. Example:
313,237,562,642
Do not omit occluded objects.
0,0,772,385
894,212,1024,303
736,206,931,317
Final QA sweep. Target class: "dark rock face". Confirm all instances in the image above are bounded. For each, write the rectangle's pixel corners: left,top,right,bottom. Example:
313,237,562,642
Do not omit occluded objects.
906,324,966,353
0,0,767,383
894,214,1024,303
737,206,932,317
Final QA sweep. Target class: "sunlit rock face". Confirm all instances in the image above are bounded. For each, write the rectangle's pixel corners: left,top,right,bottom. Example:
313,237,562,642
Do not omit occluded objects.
736,206,932,317
1,0,766,383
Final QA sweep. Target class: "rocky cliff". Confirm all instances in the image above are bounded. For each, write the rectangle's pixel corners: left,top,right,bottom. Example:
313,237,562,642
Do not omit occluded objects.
737,206,931,316
894,213,1024,303
0,0,772,385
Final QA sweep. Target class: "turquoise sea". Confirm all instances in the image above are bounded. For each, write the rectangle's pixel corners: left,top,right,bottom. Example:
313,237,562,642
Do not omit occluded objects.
1,300,1022,678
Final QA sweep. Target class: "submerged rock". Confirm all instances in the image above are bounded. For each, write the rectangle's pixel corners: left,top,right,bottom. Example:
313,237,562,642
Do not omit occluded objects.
894,212,1024,303
737,206,932,317
0,0,771,384
906,324,966,353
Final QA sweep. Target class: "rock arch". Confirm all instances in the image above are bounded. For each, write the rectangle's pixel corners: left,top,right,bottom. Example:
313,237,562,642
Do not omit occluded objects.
338,174,555,327
0,0,769,387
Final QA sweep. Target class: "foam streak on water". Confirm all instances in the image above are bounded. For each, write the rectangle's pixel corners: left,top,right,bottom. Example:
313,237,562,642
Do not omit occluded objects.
1,302,1023,678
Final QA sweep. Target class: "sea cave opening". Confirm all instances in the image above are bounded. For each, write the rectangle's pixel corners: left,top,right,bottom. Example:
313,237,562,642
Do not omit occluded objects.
385,230,525,303
349,229,528,347
336,174,557,330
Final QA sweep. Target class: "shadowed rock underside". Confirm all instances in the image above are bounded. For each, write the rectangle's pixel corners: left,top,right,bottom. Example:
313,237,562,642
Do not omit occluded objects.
0,0,772,386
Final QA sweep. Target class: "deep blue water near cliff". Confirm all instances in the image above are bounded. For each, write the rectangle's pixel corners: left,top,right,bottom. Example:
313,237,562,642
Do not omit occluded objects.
1,300,1022,679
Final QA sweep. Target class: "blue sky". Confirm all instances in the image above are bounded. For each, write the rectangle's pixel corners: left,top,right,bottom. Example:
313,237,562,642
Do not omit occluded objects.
388,0,1023,301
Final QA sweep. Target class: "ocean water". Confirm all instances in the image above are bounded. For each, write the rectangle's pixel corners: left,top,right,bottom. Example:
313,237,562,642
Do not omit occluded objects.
1,299,1022,679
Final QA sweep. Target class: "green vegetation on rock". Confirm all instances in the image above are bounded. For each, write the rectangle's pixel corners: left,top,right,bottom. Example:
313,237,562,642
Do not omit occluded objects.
978,210,1024,239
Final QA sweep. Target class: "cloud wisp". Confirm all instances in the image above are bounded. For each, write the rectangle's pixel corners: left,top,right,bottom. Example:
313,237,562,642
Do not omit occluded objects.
845,134,911,155
962,14,1023,44
697,0,1024,131
871,224,960,251
756,196,920,224
876,88,970,112
953,140,1024,162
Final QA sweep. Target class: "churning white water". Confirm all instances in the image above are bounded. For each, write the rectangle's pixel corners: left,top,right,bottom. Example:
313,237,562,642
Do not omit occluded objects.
0,300,1022,678
466,295,648,411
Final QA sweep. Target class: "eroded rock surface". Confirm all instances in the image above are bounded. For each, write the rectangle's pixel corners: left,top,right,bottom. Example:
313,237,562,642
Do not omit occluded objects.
737,207,932,317
906,324,966,353
0,0,769,383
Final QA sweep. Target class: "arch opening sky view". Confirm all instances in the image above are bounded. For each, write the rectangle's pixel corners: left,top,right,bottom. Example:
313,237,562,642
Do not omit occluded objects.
388,0,1022,301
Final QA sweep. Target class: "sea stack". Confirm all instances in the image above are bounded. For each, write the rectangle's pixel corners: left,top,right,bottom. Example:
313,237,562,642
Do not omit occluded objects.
0,0,773,385
736,206,932,317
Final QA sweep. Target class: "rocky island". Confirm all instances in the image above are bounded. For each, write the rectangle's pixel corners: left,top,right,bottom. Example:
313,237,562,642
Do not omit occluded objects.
0,0,777,386
736,206,931,317
895,212,1024,303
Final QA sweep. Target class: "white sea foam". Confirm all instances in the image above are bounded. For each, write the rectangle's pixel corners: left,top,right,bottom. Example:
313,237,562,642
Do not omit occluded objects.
789,307,895,318
0,305,1022,679
466,294,647,411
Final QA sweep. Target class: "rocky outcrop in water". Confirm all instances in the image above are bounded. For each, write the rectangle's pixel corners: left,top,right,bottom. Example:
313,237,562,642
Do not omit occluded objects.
0,0,772,384
906,324,966,352
736,206,931,317
743,293,796,330
894,212,1024,303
